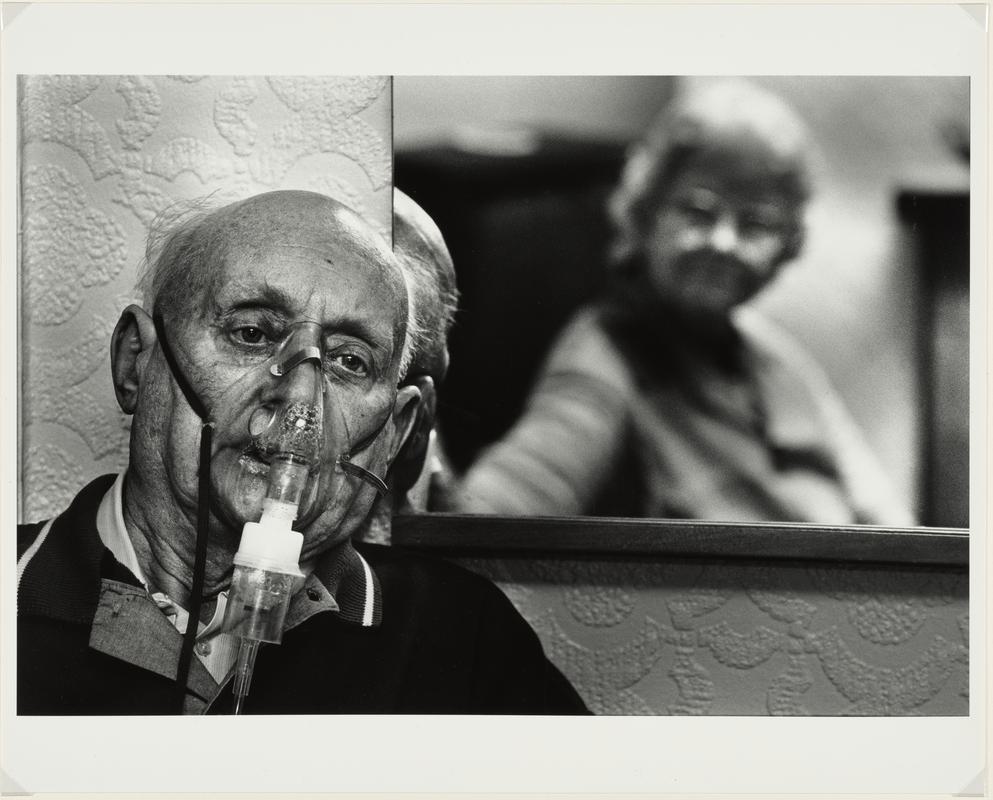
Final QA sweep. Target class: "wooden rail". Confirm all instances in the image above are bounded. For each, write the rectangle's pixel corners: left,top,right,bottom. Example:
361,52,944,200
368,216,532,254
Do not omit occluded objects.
392,513,969,568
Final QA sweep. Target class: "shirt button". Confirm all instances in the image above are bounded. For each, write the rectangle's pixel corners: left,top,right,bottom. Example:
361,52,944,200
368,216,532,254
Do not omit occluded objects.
306,588,321,601
195,641,211,656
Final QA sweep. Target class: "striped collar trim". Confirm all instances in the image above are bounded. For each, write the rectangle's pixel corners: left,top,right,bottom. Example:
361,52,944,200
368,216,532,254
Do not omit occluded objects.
299,535,382,628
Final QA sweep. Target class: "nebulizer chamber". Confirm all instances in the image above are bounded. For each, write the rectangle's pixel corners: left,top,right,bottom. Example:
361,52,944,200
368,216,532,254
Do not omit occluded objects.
222,324,325,713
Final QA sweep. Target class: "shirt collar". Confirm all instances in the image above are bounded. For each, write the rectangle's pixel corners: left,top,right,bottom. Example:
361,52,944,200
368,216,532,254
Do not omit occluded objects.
95,473,147,586
287,538,381,629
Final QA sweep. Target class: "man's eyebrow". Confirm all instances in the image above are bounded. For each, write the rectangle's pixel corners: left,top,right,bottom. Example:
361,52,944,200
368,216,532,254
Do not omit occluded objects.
219,286,397,352
221,284,297,315
330,316,394,354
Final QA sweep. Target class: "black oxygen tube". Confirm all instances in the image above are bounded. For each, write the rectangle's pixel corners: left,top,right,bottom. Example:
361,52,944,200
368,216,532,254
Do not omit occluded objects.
152,312,214,711
173,420,213,710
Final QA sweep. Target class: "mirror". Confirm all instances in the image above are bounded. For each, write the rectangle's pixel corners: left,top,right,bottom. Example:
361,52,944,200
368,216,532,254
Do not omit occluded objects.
393,75,970,529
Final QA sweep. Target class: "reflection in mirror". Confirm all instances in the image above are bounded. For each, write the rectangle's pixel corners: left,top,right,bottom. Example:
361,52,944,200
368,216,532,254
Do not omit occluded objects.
394,76,970,528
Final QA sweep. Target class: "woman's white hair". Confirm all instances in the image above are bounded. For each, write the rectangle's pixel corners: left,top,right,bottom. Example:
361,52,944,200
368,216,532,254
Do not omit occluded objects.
608,78,813,266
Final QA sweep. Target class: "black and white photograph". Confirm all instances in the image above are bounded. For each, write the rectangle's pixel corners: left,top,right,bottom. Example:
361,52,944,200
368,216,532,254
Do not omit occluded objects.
2,3,986,796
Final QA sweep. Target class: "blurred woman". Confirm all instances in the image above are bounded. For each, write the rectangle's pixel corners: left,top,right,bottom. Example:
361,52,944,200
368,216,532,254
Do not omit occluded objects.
455,79,912,525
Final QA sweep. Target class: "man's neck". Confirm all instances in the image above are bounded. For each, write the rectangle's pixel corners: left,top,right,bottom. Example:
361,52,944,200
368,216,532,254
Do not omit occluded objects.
121,471,232,615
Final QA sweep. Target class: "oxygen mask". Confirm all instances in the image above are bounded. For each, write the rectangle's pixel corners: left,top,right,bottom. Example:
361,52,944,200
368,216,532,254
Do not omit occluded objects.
227,322,327,527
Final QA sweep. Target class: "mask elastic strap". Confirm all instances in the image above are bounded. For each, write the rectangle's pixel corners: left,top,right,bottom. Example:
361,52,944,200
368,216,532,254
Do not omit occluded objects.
152,313,210,421
337,455,389,495
152,311,213,712
336,410,393,496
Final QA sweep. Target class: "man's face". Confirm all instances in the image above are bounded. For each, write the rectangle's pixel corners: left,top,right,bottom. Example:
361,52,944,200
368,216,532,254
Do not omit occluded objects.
643,148,799,318
132,194,412,560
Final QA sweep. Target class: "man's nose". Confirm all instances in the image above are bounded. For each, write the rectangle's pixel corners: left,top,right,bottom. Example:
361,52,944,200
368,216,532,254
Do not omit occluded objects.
264,358,324,407
708,213,741,255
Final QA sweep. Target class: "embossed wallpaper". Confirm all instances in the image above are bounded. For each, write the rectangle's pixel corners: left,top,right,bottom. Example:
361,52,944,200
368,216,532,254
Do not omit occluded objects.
461,556,968,715
18,75,392,522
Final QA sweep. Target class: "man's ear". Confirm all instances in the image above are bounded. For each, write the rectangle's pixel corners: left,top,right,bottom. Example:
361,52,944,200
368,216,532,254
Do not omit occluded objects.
111,304,158,414
388,376,437,495
387,380,426,465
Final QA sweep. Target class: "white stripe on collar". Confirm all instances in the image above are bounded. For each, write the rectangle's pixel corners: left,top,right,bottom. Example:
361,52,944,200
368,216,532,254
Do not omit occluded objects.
16,518,55,589
357,549,376,626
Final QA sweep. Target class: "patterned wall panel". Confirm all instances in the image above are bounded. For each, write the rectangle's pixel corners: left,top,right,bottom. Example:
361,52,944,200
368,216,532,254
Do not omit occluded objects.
458,557,968,715
18,75,392,522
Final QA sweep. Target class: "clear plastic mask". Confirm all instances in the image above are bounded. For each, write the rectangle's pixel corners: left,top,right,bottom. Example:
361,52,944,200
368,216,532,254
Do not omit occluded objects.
230,322,327,515
174,319,393,531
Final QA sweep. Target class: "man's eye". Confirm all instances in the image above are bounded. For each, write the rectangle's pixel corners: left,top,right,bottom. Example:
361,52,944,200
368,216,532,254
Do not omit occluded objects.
330,353,368,377
232,326,269,345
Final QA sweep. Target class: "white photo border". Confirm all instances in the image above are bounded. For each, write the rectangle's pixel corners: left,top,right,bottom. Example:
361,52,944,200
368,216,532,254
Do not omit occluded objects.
1,3,987,796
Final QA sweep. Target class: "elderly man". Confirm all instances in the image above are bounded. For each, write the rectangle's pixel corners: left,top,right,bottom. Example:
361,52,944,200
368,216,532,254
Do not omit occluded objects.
17,190,587,715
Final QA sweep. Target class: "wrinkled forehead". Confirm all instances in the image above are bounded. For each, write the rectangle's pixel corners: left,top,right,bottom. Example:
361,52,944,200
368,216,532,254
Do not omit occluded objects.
195,199,408,352
218,197,391,263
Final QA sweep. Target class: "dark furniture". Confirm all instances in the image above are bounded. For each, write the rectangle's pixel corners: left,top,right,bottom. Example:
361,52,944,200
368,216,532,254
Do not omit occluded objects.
395,135,627,470
897,179,969,528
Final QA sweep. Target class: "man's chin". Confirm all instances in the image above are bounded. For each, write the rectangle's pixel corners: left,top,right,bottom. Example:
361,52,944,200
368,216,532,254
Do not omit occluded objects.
211,469,268,531
215,488,324,534
211,481,266,535
210,496,264,536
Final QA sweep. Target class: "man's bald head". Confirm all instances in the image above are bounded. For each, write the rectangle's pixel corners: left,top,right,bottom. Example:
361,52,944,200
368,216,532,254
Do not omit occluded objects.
139,190,418,378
